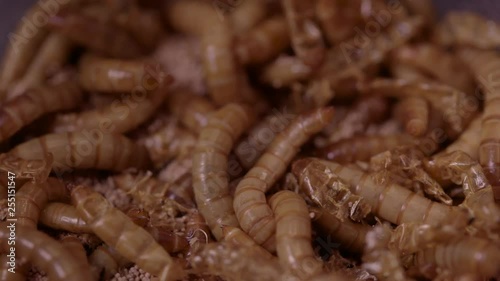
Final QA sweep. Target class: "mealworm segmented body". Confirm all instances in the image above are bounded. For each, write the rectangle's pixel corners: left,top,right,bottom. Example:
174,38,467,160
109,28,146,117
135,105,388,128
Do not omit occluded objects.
269,190,324,280
16,178,69,228
0,222,93,281
414,236,500,279
71,185,186,281
40,202,92,233
458,48,500,200
440,114,481,160
48,12,144,58
235,15,290,65
9,132,151,173
192,103,255,240
282,0,325,68
234,107,334,250
222,226,273,259
298,158,470,226
0,79,83,142
394,96,429,137
318,134,415,164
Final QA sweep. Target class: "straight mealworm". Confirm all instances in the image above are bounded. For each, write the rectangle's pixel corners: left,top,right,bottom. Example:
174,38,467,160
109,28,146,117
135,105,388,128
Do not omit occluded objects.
71,185,186,281
192,103,255,240
9,132,151,172
234,107,334,250
300,158,470,226
0,79,82,142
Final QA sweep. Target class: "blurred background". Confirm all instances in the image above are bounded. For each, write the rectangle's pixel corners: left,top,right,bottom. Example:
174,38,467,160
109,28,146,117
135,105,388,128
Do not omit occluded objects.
0,0,499,54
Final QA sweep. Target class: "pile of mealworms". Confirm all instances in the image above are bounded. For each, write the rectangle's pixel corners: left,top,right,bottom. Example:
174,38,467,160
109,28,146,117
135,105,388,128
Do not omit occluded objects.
1,0,500,280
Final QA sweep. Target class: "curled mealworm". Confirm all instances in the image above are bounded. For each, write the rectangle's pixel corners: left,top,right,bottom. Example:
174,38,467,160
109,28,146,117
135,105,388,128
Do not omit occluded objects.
166,89,216,133
457,48,500,200
292,159,371,222
16,178,69,228
78,53,170,94
0,79,83,142
0,3,49,101
414,236,500,279
9,132,151,173
40,202,92,233
325,96,390,144
234,107,334,250
310,207,370,254
222,226,272,259
168,0,256,105
301,158,470,226
192,103,255,240
364,79,477,139
391,44,475,94
318,134,416,164
230,0,268,33
394,96,429,137
260,55,312,88
269,190,324,280
235,15,290,65
315,0,363,45
48,12,144,58
0,222,93,281
8,33,73,100
282,0,325,68
71,185,186,281
433,11,500,49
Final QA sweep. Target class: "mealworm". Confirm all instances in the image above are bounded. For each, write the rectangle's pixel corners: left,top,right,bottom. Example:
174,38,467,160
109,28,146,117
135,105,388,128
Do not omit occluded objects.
364,79,476,139
292,159,371,222
48,12,144,58
16,178,69,228
269,190,324,279
192,103,255,240
316,0,362,44
234,107,334,250
89,244,130,280
235,15,290,65
260,55,312,88
0,4,49,101
391,44,475,94
310,207,370,254
318,134,415,164
222,226,272,259
52,78,172,134
394,96,429,137
40,202,92,233
60,235,92,279
440,114,481,160
9,132,151,173
0,79,83,142
282,0,325,68
168,0,256,106
414,236,500,279
325,96,390,144
71,185,186,281
190,241,284,281
78,53,169,94
0,222,93,281
230,0,268,33
166,89,216,133
300,158,470,226
433,11,500,49
457,48,500,200
8,33,73,100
